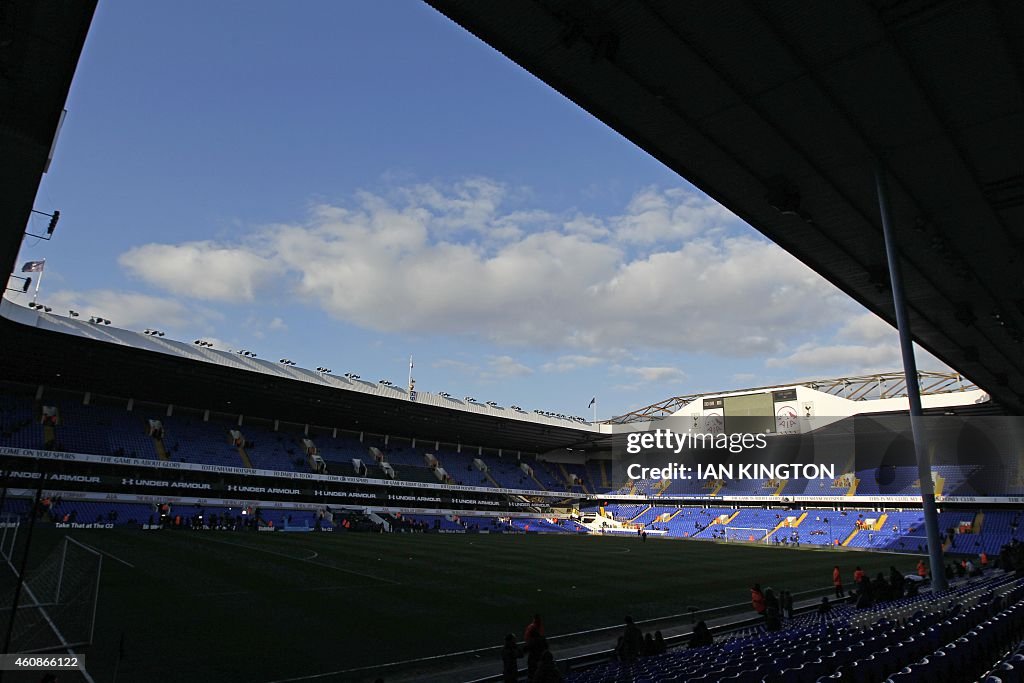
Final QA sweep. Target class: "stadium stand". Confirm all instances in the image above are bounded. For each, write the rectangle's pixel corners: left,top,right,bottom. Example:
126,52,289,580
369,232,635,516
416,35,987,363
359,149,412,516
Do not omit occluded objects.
567,570,1024,683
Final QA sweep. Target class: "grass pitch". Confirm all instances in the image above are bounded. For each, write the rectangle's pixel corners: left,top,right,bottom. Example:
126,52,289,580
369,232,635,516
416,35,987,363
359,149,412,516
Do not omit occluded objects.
13,528,912,682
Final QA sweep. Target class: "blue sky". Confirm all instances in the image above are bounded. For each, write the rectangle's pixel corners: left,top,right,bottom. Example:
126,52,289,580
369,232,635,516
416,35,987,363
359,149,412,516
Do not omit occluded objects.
10,2,945,419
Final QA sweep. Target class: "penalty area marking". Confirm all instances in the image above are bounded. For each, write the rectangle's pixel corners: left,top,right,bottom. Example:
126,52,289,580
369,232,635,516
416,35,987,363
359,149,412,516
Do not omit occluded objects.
191,535,399,585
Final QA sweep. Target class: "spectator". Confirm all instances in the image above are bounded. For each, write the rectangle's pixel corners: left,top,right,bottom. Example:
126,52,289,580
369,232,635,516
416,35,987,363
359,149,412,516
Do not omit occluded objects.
653,630,667,655
818,596,832,615
501,633,522,683
751,583,766,615
781,590,794,619
530,649,562,683
917,559,928,579
621,616,643,662
524,614,544,642
641,632,654,657
833,566,844,598
763,589,781,631
689,621,713,648
524,615,545,679
872,573,888,601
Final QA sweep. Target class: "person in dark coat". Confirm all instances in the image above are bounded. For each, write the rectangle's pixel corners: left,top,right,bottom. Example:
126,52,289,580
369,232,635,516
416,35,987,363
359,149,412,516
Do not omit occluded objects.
530,649,562,683
763,588,781,631
621,616,643,661
654,630,667,655
689,621,713,648
524,614,545,678
501,633,523,683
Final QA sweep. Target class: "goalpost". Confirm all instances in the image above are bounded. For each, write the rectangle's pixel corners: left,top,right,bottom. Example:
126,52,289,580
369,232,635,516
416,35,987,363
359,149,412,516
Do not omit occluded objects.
0,513,19,561
721,527,772,545
0,530,103,654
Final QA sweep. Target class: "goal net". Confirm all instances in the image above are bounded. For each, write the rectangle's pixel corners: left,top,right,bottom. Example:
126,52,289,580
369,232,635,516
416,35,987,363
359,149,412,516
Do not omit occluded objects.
0,536,103,653
721,527,771,545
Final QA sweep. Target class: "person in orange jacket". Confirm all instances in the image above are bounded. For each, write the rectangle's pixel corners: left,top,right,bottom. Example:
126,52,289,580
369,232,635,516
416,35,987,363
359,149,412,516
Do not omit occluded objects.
833,566,844,598
917,559,928,578
751,583,766,614
853,566,865,585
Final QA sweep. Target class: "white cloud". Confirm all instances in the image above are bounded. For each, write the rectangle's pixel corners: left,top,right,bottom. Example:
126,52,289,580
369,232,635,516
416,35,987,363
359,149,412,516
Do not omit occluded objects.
541,354,605,373
44,289,220,331
613,187,738,244
619,366,686,383
486,355,533,378
431,355,533,380
766,342,902,373
836,313,896,344
433,358,474,372
114,180,856,360
268,317,287,332
119,241,282,302
763,309,955,376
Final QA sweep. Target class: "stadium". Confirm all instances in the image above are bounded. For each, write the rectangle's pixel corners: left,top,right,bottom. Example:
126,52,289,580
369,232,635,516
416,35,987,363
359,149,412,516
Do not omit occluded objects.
2,2,1024,683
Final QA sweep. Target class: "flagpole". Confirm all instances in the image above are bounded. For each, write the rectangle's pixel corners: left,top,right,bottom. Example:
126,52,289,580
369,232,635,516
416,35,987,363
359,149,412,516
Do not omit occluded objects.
31,259,45,305
593,398,597,426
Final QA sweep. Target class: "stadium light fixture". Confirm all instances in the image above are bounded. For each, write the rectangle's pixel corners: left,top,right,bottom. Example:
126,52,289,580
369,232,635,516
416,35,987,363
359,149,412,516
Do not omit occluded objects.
465,396,477,403
6,275,31,293
143,329,165,337
25,208,60,240
68,310,78,317
439,392,452,399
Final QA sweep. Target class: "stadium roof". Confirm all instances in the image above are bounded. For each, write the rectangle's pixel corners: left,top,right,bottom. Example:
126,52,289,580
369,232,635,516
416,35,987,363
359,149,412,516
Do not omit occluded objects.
608,370,982,423
426,0,1024,414
0,300,601,453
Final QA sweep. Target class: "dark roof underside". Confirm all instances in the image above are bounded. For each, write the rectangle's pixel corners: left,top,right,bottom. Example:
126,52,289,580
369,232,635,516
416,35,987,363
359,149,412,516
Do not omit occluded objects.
426,0,1024,414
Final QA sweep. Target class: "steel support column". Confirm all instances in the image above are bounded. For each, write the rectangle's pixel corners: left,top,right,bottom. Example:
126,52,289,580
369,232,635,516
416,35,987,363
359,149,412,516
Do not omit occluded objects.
875,163,947,591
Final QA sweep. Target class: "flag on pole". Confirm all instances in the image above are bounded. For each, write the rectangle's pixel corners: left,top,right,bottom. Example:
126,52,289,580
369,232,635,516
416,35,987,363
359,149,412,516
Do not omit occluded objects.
21,260,45,273
588,397,596,408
